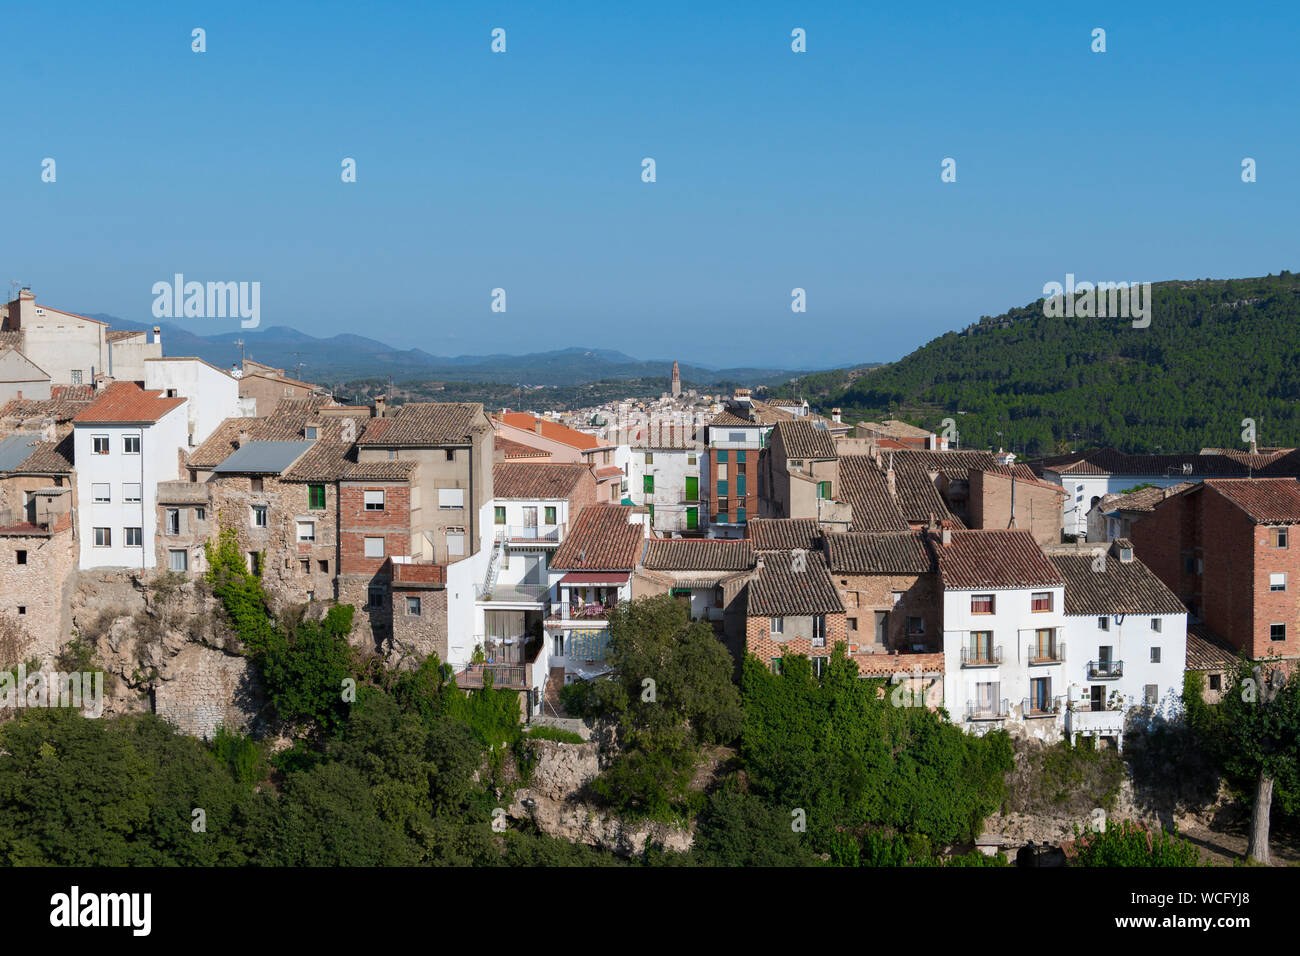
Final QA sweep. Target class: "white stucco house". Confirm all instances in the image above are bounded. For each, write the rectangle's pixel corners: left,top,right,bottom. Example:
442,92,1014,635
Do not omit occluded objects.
143,357,245,448
73,382,188,570
622,423,702,534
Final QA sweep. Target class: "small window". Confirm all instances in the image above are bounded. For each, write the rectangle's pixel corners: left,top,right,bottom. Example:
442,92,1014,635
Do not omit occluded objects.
93,527,111,547
16,606,25,615
166,509,180,535
1144,684,1159,707
364,489,386,511
645,452,653,465
169,549,188,572
364,536,385,558
737,508,746,524
644,475,654,494
816,481,831,499
196,506,206,521
123,483,142,503
770,657,782,675
848,617,858,631
300,559,310,573
1150,617,1162,633
717,449,728,463
770,617,784,635
16,550,27,565
318,559,329,573
250,477,264,492
309,484,326,510
1270,623,1286,642
407,596,422,616
368,586,385,609
447,528,465,556
247,552,261,575
304,426,318,439
445,448,455,461
1271,527,1289,549
907,616,924,636
812,615,827,647
1183,556,1195,574
71,370,83,385
1098,616,1110,631
494,506,506,525
687,454,696,466
297,521,315,542
284,386,294,397
251,505,268,528
92,435,109,455
124,527,143,547
1209,674,1222,691
1270,572,1287,592
1150,647,1161,663
544,506,557,524
1031,592,1052,613
971,594,995,614
812,657,828,678
438,488,464,509
92,483,110,503
123,435,140,454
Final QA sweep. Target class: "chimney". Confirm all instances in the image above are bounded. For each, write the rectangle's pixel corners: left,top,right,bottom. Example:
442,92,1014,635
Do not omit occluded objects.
941,524,952,546
832,407,842,423
41,417,55,443
236,428,249,448
153,325,162,346
1250,440,1259,455
886,452,896,498
373,395,387,418
534,419,544,435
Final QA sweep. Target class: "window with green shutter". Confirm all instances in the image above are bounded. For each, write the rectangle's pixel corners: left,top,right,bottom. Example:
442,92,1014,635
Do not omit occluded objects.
717,480,728,497
717,449,728,463
685,476,698,501
494,506,506,525
686,506,698,530
817,481,831,499
308,484,326,510
737,474,746,496
737,507,746,523
736,449,746,463
644,475,654,494
544,506,556,524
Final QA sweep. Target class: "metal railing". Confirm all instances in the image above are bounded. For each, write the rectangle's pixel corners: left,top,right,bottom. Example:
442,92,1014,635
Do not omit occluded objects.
496,524,563,543
960,645,1002,667
563,602,615,621
474,582,550,603
1022,695,1063,718
1088,660,1124,680
458,662,527,689
966,698,1009,720
1027,640,1066,664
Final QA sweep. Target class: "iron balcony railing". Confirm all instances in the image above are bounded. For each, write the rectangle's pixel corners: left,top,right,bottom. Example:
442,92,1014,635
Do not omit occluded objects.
960,645,1002,667
458,663,527,690
966,698,1009,720
1088,660,1124,680
1022,695,1064,718
1027,640,1066,664
474,582,550,603
495,525,563,543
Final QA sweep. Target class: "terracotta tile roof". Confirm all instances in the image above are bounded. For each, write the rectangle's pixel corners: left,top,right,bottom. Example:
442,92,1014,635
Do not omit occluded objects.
106,329,145,342
50,384,94,401
982,463,1069,494
858,420,935,440
708,409,762,428
495,435,551,459
1099,482,1194,513
837,456,910,532
498,412,601,451
0,395,93,425
552,504,644,570
594,465,622,480
1047,550,1185,616
10,435,74,475
282,414,374,481
493,462,591,500
933,529,1065,590
1035,449,1260,478
341,460,418,481
1186,622,1239,670
853,651,945,677
748,550,844,616
891,456,963,526
1203,478,1300,524
188,398,341,469
361,403,484,446
824,531,935,574
892,449,1000,480
747,517,822,551
0,331,23,350
641,538,755,571
627,424,698,450
72,381,185,424
773,420,837,460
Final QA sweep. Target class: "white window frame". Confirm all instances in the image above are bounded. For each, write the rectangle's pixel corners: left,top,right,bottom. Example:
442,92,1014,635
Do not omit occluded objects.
124,527,143,548
1270,572,1287,592
170,549,188,572
93,527,111,548
92,435,109,455
770,616,784,635
297,521,316,543
91,483,110,503
122,434,141,455
364,489,385,511
364,536,385,559
438,487,465,509
123,483,142,503
251,505,268,528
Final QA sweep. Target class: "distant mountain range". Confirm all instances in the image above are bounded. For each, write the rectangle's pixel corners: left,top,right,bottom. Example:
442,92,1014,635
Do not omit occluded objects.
88,315,816,388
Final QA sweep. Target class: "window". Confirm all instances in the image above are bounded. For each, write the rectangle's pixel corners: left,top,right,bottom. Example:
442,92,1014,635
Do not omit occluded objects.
407,596,422,616
1209,674,1222,692
318,559,329,573
817,481,831,499
645,452,653,465
1183,556,1195,574
304,426,318,439
812,615,826,647
716,480,728,497
250,477,263,492
92,435,109,455
1270,623,1286,642
15,550,26,565
94,527,111,547
907,616,925,636
892,591,903,605
736,450,747,463
848,616,858,631
368,586,385,609
1151,617,1162,632
687,454,696,466
123,435,140,454
770,657,782,675
92,484,110,503
494,506,506,525
247,552,261,574
166,509,180,535
736,474,746,496
196,507,206,521
971,594,995,614
16,606,24,615
300,559,310,573
297,521,315,542
717,496,729,516
1031,592,1052,612
717,449,728,463
124,483,141,503
251,505,268,528
364,536,385,558
552,635,565,657
125,527,142,547
364,490,386,511
387,450,397,459
770,617,784,635
643,475,654,494
1150,647,1161,663
309,484,326,509
447,528,465,556
812,657,828,678
1145,684,1159,707
1270,572,1287,592
544,506,557,524
284,386,295,397
71,369,83,385
968,631,993,662
445,448,456,461
1271,527,1289,548
1098,616,1109,631
736,507,747,524
685,476,698,502
438,488,464,509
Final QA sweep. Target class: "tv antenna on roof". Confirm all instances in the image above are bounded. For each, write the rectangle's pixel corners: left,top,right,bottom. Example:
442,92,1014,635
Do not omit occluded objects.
290,351,307,380
234,338,246,367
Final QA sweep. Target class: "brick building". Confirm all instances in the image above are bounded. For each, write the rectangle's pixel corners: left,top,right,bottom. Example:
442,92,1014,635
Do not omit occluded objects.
744,549,847,677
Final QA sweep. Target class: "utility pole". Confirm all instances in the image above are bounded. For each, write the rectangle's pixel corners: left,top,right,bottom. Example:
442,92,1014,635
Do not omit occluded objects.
290,351,307,380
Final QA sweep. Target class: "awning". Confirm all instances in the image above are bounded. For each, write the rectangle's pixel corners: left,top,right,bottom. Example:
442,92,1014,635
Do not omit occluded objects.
559,572,629,586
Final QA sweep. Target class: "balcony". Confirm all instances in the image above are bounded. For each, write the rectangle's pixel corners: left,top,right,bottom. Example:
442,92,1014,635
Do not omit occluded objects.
474,582,550,604
456,635,540,690
561,602,615,622
1022,696,1064,718
1027,641,1066,665
966,698,1009,721
497,525,564,547
1087,660,1124,680
1066,707,1127,737
961,645,1002,668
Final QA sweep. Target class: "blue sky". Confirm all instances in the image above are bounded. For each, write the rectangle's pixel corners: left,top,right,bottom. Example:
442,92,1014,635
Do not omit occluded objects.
2,1,1295,369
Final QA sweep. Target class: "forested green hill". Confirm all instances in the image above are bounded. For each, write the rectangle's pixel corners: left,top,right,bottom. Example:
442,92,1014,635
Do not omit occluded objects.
806,272,1300,456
